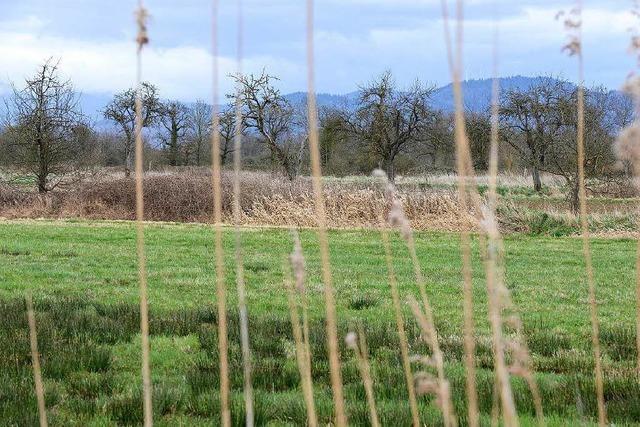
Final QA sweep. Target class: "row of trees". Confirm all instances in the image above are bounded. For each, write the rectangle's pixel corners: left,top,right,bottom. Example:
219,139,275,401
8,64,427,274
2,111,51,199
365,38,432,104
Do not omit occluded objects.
0,61,634,211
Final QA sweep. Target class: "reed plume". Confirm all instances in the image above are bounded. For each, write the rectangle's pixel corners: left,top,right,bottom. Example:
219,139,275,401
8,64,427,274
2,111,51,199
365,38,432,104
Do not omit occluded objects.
373,170,421,426
305,0,346,424
210,0,230,424
376,169,455,425
345,328,380,427
134,3,152,426
615,0,640,376
284,232,318,427
231,0,254,424
559,3,606,425
408,298,456,427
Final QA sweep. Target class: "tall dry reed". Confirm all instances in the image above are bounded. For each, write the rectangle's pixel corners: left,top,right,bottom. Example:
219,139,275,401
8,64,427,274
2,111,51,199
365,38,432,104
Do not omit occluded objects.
378,169,455,426
374,172,421,426
305,0,346,424
210,0,230,425
615,0,640,376
559,4,606,425
408,298,456,427
26,294,47,427
345,328,380,427
284,232,318,427
231,0,254,424
134,4,152,426
438,1,479,423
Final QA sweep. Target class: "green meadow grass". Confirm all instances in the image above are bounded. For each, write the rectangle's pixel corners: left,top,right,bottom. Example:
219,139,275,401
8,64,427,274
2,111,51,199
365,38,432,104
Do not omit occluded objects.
0,219,639,425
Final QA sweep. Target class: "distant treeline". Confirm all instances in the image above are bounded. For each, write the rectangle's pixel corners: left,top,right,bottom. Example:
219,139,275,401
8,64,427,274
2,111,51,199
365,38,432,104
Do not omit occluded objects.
0,60,633,209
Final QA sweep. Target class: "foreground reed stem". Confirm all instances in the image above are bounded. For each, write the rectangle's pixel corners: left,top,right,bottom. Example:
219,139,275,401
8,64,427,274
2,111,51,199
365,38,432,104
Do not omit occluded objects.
232,0,254,424
305,0,346,424
211,0,230,424
26,295,47,427
375,192,420,426
134,3,152,426
346,327,380,427
284,236,318,427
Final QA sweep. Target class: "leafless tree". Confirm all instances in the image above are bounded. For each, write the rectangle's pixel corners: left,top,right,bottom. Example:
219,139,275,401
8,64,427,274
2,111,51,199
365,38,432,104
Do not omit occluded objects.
229,71,299,180
218,106,247,166
103,82,160,176
343,71,435,181
546,87,623,212
2,60,92,192
186,99,212,166
158,100,190,166
500,78,569,192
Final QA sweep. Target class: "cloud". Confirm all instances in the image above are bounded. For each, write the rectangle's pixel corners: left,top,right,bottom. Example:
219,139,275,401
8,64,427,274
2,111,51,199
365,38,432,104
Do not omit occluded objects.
0,1,635,100
0,25,303,101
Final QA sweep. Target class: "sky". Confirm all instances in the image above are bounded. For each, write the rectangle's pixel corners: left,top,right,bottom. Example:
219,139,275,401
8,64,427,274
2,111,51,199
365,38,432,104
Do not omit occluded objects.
0,0,637,101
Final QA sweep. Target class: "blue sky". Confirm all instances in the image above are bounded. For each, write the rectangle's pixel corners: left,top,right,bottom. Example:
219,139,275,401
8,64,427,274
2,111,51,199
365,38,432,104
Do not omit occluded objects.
0,0,636,101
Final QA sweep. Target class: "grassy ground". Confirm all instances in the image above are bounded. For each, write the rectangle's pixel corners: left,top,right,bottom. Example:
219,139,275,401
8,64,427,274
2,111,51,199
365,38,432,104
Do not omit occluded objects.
1,219,639,425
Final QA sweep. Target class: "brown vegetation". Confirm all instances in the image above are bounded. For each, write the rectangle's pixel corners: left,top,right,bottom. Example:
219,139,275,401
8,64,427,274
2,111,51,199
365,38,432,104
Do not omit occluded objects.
0,170,475,231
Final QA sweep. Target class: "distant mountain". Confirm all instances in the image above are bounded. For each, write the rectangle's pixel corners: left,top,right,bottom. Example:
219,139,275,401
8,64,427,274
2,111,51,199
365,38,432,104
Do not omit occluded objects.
282,76,571,114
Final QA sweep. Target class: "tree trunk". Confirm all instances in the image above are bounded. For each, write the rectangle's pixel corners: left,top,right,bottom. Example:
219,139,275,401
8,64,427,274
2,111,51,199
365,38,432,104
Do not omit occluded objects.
37,174,47,193
124,149,132,178
532,166,542,192
569,182,579,215
382,156,395,182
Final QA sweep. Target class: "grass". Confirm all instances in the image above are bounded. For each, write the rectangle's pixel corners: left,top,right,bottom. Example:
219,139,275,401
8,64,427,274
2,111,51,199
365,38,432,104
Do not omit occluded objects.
1,219,639,424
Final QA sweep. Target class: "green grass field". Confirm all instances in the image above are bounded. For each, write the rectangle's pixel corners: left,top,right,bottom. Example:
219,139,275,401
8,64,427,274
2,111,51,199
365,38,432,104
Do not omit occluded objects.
1,219,639,425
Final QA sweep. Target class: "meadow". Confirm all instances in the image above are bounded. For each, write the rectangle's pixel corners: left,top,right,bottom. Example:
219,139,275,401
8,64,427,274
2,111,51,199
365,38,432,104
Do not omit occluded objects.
1,219,639,425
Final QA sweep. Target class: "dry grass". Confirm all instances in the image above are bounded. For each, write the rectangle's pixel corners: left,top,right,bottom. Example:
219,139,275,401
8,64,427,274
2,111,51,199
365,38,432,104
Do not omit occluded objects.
0,171,476,231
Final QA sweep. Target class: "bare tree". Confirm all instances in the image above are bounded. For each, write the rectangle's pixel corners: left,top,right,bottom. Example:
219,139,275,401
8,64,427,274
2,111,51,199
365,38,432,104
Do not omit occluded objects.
500,78,569,192
546,87,622,212
2,60,91,192
230,71,299,179
103,82,160,176
465,112,492,172
158,100,190,166
343,71,435,181
186,99,212,166
219,106,247,165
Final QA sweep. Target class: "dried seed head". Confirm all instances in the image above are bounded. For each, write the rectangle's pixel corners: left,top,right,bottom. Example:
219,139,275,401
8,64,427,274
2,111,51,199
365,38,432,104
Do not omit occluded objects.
557,7,582,57
135,7,150,49
345,332,358,350
371,169,388,180
415,375,439,396
615,123,640,167
289,230,306,293
389,198,412,240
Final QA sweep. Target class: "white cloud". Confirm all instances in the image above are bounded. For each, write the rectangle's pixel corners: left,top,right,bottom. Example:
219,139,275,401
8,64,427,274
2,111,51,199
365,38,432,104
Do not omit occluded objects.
0,26,303,101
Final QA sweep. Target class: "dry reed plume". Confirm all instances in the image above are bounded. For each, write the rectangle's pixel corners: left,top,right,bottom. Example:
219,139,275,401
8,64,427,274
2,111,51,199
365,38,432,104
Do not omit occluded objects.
615,0,640,376
134,3,152,426
284,231,317,427
210,1,230,425
374,172,421,426
559,3,606,425
305,0,346,424
438,1,547,425
408,298,456,427
345,328,380,427
26,294,47,427
376,169,455,426
231,0,254,424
